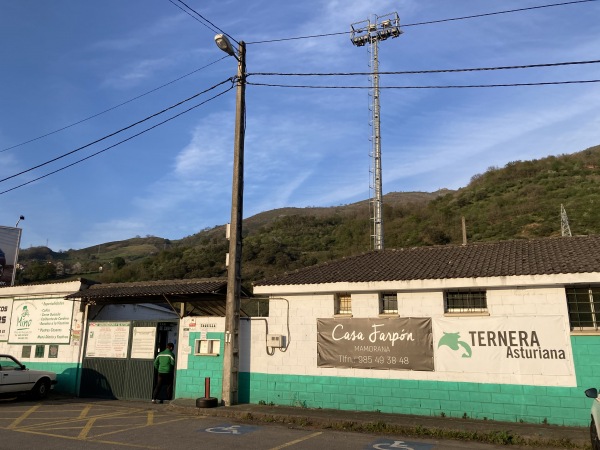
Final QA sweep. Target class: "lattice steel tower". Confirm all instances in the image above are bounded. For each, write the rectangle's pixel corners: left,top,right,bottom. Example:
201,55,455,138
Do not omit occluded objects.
561,204,572,237
351,13,402,250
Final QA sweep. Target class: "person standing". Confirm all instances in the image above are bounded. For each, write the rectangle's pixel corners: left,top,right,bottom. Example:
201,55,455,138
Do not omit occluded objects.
152,342,175,403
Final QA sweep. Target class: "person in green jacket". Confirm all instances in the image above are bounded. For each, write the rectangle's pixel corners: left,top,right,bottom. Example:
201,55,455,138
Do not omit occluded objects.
152,343,175,403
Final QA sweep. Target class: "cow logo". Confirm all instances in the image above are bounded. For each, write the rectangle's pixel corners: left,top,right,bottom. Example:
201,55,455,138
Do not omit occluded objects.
438,332,472,358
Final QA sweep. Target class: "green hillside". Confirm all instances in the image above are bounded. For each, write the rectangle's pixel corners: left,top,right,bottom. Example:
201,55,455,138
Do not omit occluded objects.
15,144,600,287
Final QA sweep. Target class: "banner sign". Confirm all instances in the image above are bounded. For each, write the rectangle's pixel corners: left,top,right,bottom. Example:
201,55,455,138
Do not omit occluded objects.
8,298,73,344
0,298,11,341
317,317,433,370
434,316,574,376
0,226,22,286
86,322,130,358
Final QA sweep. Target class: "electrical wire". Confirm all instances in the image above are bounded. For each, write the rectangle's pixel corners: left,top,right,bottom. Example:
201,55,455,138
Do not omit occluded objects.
250,59,600,77
0,78,234,184
246,79,600,89
169,0,239,45
0,84,235,196
246,0,598,44
0,56,229,154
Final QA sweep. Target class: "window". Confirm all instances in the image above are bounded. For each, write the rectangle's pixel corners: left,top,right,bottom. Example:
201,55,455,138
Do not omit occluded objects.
445,290,487,313
335,293,352,315
380,292,398,314
35,345,45,358
194,339,220,356
566,286,600,331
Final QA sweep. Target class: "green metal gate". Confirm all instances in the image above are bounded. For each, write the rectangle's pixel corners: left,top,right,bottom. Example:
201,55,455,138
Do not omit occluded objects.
80,320,178,400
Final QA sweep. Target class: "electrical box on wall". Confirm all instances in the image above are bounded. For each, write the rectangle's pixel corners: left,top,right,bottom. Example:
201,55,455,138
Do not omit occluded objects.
267,334,285,348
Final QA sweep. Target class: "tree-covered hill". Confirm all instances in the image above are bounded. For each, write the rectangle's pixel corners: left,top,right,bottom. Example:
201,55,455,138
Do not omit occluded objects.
15,144,600,287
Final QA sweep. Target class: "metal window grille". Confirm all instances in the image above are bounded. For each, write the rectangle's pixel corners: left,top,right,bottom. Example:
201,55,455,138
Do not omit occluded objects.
445,291,487,313
380,292,398,313
335,293,352,315
566,286,600,331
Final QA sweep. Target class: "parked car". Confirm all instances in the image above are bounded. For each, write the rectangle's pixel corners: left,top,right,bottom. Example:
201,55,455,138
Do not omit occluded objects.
0,354,57,399
585,387,600,450
0,247,5,279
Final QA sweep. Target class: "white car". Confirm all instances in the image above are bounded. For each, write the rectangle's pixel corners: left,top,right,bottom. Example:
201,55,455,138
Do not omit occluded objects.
585,387,600,450
0,354,57,399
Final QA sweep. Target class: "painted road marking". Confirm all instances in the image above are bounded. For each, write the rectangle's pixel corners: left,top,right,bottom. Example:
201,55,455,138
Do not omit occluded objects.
268,431,323,450
368,439,433,450
8,405,41,429
203,424,258,435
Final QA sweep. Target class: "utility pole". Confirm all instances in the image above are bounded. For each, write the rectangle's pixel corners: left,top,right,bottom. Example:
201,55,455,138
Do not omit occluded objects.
350,13,402,251
215,34,246,406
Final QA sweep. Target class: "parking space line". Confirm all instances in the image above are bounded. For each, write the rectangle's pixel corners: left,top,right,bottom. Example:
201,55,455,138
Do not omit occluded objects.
147,410,154,426
89,416,188,439
78,417,97,439
8,405,41,429
15,428,162,449
14,407,145,431
78,404,92,419
268,431,323,450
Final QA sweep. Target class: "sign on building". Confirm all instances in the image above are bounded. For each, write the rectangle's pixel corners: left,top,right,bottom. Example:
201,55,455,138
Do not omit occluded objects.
434,316,575,378
8,298,74,344
317,317,434,370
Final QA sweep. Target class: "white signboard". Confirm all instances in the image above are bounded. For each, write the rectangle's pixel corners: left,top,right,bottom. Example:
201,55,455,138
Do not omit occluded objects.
434,316,575,379
86,322,130,358
131,326,156,359
8,298,73,344
0,299,11,341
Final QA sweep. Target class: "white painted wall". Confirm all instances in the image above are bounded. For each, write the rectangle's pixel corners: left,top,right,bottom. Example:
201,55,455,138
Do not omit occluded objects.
245,280,581,387
0,281,84,365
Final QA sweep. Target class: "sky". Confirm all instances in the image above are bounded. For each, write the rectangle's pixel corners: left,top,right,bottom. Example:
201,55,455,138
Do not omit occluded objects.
1,0,599,251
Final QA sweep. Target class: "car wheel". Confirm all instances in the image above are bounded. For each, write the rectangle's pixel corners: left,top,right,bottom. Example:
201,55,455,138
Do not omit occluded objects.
591,418,600,450
31,379,50,399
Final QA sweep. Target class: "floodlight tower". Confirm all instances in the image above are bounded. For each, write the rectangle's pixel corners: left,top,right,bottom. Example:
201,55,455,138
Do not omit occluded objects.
351,13,402,251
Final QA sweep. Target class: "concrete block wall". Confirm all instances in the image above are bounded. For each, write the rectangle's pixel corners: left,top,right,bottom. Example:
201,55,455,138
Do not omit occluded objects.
236,286,597,426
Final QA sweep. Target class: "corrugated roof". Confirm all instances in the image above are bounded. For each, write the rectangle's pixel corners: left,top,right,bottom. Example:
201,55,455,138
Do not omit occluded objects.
254,235,600,286
67,278,228,300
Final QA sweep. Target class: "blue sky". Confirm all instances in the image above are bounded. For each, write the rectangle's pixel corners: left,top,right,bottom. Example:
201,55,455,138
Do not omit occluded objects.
1,0,599,251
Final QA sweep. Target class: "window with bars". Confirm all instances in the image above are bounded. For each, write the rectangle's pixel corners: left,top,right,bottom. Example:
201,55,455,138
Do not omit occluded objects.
565,286,600,331
335,293,352,315
380,292,398,314
444,290,487,313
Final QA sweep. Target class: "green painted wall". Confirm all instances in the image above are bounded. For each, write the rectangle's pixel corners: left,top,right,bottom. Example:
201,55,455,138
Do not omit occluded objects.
24,361,80,395
238,335,599,426
175,331,224,400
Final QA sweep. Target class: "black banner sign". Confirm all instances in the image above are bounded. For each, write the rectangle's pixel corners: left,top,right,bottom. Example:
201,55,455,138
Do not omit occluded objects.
317,317,433,371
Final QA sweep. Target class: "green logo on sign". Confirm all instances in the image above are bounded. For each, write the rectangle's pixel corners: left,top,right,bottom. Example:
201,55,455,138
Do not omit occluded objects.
17,305,32,330
438,332,472,358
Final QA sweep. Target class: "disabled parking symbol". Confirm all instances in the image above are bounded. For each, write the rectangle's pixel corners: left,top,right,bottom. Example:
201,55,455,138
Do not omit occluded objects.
201,424,258,435
367,439,433,450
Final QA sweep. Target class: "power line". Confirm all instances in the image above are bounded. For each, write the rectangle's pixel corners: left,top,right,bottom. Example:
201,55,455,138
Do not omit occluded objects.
0,56,229,154
250,59,600,77
0,78,234,184
168,0,239,45
0,85,235,196
246,0,598,44
246,79,600,89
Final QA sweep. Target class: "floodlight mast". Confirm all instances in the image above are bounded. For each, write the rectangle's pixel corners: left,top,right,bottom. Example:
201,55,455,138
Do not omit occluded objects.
350,13,402,251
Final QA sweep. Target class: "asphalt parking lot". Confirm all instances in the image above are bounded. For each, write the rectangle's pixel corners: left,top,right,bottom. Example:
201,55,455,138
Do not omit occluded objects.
0,396,589,450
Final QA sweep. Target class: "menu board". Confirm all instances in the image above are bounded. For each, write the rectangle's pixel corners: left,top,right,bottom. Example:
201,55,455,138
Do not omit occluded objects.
131,327,156,359
86,322,130,358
